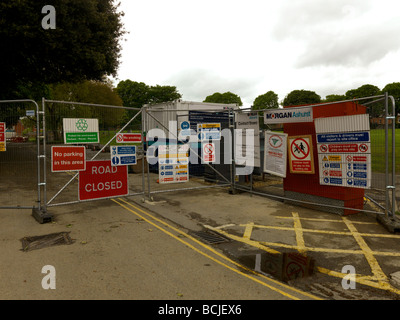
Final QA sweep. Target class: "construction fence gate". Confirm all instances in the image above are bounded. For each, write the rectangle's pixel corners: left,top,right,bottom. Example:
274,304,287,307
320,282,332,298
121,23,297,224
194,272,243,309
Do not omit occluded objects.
0,95,397,229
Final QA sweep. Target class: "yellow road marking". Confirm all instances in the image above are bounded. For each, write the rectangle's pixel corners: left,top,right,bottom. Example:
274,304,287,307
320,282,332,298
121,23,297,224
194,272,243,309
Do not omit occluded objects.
212,216,400,296
342,217,388,283
243,222,254,240
292,212,306,254
112,198,322,300
275,215,378,225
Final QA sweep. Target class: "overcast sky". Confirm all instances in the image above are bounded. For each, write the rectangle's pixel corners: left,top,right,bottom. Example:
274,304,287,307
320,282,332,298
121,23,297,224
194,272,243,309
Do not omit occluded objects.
113,0,400,108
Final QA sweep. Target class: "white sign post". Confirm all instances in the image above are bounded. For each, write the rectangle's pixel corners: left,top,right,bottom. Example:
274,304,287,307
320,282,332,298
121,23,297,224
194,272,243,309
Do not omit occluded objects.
264,131,288,178
235,112,260,168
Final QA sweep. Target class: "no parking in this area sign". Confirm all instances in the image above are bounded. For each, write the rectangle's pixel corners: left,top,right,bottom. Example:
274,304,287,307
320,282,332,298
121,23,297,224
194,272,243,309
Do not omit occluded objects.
288,135,315,174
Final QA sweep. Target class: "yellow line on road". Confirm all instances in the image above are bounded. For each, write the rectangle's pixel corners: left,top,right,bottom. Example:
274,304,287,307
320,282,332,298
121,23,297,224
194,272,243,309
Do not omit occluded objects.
243,222,254,240
112,198,322,300
292,212,306,254
342,217,388,283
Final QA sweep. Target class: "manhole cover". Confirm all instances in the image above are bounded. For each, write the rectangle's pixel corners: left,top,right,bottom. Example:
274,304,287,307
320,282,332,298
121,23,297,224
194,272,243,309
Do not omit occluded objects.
21,232,74,252
189,230,230,245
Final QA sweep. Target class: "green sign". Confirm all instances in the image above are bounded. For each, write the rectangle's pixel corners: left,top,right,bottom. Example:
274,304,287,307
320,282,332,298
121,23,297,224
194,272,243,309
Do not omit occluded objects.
63,118,99,144
65,132,99,144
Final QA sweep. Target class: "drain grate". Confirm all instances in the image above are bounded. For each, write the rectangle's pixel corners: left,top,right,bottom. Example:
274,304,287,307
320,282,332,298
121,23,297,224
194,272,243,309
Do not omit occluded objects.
21,232,74,252
189,230,230,245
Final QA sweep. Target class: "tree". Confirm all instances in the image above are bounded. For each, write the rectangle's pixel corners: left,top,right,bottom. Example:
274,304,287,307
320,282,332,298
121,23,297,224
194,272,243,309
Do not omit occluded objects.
0,0,125,100
345,84,382,117
324,94,346,103
282,90,321,106
203,92,243,106
116,80,182,127
45,80,125,141
345,84,381,100
252,91,279,110
382,82,400,116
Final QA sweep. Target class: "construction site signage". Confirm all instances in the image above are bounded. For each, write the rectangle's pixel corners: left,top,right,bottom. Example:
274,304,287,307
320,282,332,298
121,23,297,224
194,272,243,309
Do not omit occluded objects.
264,107,313,124
116,133,142,143
111,145,137,166
315,114,371,189
63,118,99,144
79,160,128,201
202,142,215,163
288,135,315,174
158,144,189,184
235,112,260,168
51,146,86,172
0,122,5,152
264,131,288,178
197,123,221,141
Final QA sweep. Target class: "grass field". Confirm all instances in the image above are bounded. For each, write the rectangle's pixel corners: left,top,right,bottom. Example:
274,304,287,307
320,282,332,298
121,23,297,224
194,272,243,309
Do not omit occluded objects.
370,128,400,173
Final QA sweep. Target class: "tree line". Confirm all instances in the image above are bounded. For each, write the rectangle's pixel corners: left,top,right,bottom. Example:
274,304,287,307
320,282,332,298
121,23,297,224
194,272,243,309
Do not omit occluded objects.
1,0,398,127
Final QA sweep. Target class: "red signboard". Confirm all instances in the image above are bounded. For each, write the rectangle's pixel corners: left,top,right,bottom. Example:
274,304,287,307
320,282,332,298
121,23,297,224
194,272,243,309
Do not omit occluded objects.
0,122,5,143
116,133,142,143
79,160,128,201
52,146,86,172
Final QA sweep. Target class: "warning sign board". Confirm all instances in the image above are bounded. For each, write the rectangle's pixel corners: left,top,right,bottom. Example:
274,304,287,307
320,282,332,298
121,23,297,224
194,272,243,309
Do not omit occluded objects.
288,135,314,174
202,142,215,163
51,146,86,172
0,122,5,152
116,133,142,143
315,115,371,189
111,145,137,166
264,131,287,178
79,160,128,201
158,144,189,184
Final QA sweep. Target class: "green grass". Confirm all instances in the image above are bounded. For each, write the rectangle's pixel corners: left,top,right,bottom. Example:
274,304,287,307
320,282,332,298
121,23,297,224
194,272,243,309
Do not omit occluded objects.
370,128,400,173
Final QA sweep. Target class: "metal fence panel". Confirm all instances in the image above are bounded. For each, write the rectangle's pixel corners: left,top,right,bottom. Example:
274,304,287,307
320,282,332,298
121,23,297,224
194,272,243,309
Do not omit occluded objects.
0,100,40,209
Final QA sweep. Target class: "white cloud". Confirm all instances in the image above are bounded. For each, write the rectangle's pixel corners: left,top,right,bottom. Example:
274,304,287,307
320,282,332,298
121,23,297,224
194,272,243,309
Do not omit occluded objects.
115,0,400,106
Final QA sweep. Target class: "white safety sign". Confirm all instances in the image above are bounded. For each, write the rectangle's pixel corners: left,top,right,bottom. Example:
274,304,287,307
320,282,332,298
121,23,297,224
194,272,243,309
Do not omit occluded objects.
264,131,288,178
158,144,189,184
315,114,371,189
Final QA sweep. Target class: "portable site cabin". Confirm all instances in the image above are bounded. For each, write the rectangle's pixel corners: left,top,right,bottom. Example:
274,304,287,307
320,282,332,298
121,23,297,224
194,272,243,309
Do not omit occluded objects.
143,99,239,134
143,99,240,179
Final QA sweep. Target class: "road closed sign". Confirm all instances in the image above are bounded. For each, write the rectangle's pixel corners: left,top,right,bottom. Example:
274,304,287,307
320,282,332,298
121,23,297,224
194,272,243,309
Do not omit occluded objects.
79,160,128,201
288,135,315,174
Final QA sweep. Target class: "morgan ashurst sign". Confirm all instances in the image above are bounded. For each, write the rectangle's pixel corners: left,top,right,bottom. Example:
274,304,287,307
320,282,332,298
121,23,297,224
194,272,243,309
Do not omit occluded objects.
264,107,313,124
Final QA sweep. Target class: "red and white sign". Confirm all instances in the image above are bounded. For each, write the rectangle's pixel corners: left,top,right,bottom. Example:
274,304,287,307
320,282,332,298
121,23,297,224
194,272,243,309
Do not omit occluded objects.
0,122,6,152
51,146,86,172
288,136,314,174
116,133,142,143
202,143,215,163
79,160,128,201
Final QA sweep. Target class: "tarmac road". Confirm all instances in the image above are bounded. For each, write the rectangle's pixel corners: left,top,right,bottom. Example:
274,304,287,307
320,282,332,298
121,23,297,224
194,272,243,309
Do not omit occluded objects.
0,199,319,301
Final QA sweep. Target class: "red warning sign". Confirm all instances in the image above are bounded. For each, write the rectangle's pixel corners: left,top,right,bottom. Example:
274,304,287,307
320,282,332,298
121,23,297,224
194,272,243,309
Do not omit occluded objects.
288,135,314,174
116,133,142,143
203,143,215,163
52,146,86,172
79,160,128,201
